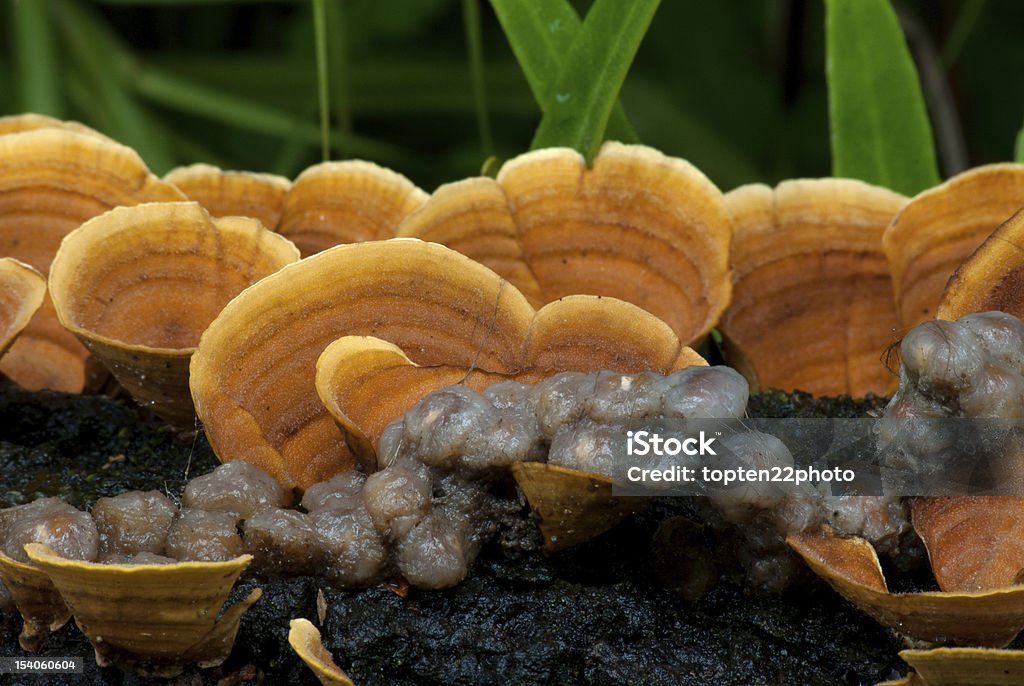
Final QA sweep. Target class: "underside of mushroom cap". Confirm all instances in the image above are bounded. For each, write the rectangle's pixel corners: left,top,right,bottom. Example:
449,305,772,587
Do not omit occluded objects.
190,238,537,491
788,528,1024,647
314,295,702,470
398,142,733,346
0,126,186,391
720,178,906,397
165,163,292,231
50,201,299,426
938,209,1024,321
885,164,1024,330
277,160,428,256
0,258,45,359
25,543,260,677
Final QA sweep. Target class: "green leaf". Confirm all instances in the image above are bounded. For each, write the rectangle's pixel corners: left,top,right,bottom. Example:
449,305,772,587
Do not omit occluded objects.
313,0,330,160
490,0,638,144
530,0,659,159
463,0,493,158
826,0,940,195
55,0,174,172
11,0,62,116
1016,118,1024,162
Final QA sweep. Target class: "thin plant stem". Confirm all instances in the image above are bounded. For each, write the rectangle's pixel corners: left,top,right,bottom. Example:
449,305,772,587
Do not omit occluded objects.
463,0,494,159
313,0,330,161
325,0,352,155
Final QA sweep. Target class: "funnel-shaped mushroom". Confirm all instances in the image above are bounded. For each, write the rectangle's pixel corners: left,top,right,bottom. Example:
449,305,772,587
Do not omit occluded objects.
719,179,906,397
885,164,1024,330
25,544,260,677
192,239,700,491
397,142,732,345
49,201,299,427
888,648,1024,686
165,163,292,231
788,527,1024,647
278,161,428,256
0,551,71,652
192,239,535,489
314,296,702,471
938,209,1024,321
0,258,45,359
0,125,186,391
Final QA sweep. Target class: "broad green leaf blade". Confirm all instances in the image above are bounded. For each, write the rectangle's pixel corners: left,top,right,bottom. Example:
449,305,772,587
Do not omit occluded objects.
1016,118,1024,162
530,0,659,159
826,0,940,195
489,0,637,143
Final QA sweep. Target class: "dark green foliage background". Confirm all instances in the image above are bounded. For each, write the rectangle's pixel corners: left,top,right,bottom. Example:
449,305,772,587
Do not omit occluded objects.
1,0,1021,194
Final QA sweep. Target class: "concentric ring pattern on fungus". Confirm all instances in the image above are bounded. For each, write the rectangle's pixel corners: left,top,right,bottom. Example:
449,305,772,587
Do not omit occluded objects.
397,142,732,346
190,238,702,491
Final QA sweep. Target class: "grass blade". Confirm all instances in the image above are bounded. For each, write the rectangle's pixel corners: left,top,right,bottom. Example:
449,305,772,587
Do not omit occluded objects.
55,0,174,171
530,0,659,159
325,0,353,152
463,0,493,158
129,65,405,163
489,0,637,143
313,0,330,160
826,0,940,195
11,0,63,116
1016,119,1024,163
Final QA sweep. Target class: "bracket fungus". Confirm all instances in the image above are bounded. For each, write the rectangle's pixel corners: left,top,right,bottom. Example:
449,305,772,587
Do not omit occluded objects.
0,551,71,652
191,238,700,492
719,179,907,397
397,142,732,345
0,124,185,392
938,209,1024,321
25,543,260,677
165,163,292,232
315,295,701,471
788,528,1024,647
288,618,355,686
0,258,45,359
0,112,111,141
884,164,1024,330
49,201,299,427
277,160,428,256
880,648,1024,686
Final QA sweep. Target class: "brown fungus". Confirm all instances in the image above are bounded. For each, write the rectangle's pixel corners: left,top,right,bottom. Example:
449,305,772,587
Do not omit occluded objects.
164,163,292,230
288,618,356,686
0,125,185,391
720,179,906,397
885,163,1024,330
938,209,1024,321
26,543,260,677
0,258,45,359
398,142,732,346
49,201,299,426
277,160,428,256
